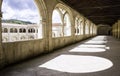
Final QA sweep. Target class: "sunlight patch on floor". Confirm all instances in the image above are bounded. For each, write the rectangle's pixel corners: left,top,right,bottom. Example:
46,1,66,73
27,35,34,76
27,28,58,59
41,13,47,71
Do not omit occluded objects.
78,44,106,48
91,36,107,41
39,55,113,73
84,41,107,44
69,47,106,52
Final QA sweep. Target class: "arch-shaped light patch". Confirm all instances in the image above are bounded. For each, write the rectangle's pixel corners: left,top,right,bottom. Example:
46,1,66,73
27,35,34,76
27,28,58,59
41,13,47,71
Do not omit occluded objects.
69,44,107,53
69,47,106,52
78,44,106,48
39,55,113,73
84,41,107,44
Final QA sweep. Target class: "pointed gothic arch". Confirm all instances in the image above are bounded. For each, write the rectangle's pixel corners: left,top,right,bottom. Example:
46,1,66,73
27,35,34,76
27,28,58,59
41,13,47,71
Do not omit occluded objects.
52,3,73,37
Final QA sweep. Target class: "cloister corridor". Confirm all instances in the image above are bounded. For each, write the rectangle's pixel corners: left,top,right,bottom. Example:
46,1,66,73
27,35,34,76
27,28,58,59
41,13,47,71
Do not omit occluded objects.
0,36,120,76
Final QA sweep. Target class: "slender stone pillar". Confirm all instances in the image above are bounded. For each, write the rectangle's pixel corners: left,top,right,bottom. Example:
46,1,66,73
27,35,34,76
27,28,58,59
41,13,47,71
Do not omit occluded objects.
118,20,120,39
0,0,5,68
83,18,86,38
88,21,91,36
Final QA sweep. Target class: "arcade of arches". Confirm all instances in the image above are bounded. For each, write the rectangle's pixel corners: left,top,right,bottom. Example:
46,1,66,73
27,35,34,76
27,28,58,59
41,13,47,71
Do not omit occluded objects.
0,0,120,76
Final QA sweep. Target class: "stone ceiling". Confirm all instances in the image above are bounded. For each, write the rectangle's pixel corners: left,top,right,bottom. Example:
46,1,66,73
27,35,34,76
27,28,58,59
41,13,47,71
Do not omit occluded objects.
61,0,120,26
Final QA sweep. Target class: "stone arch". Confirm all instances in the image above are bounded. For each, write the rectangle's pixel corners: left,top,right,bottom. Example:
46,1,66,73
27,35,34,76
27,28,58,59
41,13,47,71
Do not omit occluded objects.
54,3,73,36
19,28,22,33
19,28,26,33
3,28,8,33
14,28,17,33
55,3,73,22
34,0,47,20
10,28,18,33
34,0,47,38
28,28,35,33
54,8,63,20
10,28,14,33
23,28,26,33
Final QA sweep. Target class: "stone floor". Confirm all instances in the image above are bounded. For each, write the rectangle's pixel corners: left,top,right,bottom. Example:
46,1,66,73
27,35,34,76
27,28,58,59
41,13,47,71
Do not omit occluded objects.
0,36,120,76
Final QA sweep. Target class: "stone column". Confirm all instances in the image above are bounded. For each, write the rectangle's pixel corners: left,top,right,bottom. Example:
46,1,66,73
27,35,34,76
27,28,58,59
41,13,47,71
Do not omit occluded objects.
88,21,91,36
114,24,116,37
94,25,96,35
95,25,97,35
118,20,120,39
112,25,114,37
0,0,5,69
117,22,119,38
113,24,115,37
114,24,116,38
92,24,94,36
115,23,118,38
83,18,86,38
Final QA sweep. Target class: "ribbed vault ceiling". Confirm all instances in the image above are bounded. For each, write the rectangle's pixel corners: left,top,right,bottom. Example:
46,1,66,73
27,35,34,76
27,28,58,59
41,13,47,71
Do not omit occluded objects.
61,0,120,26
